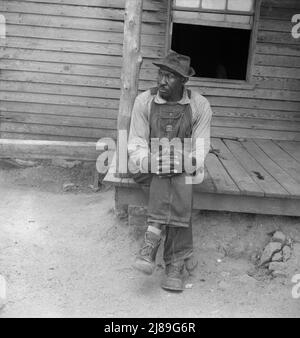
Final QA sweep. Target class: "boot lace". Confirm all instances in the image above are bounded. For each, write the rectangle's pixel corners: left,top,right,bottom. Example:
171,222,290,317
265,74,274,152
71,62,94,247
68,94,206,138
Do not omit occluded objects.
166,263,183,278
140,241,154,256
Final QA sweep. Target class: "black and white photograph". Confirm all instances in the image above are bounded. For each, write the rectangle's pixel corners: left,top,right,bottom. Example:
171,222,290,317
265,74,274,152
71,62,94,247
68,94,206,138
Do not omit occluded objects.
0,0,299,320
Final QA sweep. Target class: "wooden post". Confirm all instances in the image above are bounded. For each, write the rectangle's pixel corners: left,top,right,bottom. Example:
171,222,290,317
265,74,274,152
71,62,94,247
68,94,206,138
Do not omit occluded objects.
117,0,143,176
246,0,262,82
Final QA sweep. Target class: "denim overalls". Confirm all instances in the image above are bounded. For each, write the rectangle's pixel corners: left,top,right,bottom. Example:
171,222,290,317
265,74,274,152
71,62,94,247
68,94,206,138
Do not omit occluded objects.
133,88,194,264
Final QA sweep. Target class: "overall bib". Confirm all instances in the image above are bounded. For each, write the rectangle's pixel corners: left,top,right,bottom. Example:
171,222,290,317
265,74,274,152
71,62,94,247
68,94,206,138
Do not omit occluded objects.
133,88,194,264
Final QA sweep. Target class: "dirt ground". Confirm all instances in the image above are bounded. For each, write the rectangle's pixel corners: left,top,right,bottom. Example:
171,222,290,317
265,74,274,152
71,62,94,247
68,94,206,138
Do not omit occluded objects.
0,160,299,318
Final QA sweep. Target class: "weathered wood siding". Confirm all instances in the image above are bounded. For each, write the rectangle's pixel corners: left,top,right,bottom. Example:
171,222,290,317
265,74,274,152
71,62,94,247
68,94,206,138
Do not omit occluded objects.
0,0,299,141
0,0,166,141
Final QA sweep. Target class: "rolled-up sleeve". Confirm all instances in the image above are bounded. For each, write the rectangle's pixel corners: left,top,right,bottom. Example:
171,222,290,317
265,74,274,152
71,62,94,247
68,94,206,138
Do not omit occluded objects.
128,92,151,172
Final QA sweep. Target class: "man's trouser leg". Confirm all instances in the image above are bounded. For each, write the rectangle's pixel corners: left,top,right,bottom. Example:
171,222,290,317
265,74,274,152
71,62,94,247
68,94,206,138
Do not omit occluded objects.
134,173,194,263
161,223,194,291
163,222,193,266
148,174,193,227
132,173,194,279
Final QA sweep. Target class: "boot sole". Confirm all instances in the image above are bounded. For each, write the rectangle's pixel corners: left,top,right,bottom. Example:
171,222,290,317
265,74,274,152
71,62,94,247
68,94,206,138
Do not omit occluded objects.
133,259,155,275
161,278,184,292
161,283,184,292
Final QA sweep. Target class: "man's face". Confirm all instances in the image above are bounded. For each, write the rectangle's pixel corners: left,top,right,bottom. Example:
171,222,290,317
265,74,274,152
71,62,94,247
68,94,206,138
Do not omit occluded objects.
157,68,185,101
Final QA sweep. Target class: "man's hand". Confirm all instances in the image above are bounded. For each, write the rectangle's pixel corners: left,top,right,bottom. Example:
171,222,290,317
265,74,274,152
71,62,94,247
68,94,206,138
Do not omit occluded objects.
140,148,201,176
141,151,180,176
172,148,198,175
156,153,180,175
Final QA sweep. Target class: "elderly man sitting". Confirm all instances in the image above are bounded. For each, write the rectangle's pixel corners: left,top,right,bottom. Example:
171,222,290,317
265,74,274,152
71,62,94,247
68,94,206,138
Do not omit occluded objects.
128,50,212,292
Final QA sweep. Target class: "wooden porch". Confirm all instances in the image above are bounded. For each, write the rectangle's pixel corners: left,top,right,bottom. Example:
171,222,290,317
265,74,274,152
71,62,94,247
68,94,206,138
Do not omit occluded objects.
105,138,300,217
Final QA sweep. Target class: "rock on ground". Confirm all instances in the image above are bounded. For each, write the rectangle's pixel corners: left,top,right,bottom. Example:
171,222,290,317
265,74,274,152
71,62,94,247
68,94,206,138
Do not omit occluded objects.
63,182,76,192
52,159,82,169
282,246,292,262
272,231,287,244
269,243,300,278
272,252,283,262
259,242,282,266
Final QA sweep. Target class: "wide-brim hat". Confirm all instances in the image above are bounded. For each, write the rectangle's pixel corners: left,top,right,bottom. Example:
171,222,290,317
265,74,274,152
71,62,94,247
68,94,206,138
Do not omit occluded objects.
153,50,195,78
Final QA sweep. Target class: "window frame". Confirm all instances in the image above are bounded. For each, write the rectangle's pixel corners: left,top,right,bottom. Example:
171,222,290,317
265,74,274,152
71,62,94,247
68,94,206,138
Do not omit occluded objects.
173,0,255,19
165,0,262,87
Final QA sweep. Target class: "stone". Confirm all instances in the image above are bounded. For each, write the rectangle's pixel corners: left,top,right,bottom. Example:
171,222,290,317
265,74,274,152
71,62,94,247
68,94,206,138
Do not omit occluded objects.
259,242,282,266
272,231,286,244
272,270,287,278
15,159,37,167
268,244,300,278
282,245,292,262
52,158,81,168
63,182,76,192
185,283,193,289
89,184,100,192
268,261,286,272
272,252,283,262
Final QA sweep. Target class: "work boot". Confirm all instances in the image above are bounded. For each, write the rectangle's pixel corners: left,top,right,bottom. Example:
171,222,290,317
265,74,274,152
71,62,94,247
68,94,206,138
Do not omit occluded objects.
133,231,161,275
161,261,185,292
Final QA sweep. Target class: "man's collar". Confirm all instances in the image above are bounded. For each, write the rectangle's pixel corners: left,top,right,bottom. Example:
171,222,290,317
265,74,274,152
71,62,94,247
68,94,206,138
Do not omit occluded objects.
153,87,191,105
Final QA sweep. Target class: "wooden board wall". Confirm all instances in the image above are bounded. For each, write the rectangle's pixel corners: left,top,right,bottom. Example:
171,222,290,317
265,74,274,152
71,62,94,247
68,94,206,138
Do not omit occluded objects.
0,0,299,142
0,0,166,141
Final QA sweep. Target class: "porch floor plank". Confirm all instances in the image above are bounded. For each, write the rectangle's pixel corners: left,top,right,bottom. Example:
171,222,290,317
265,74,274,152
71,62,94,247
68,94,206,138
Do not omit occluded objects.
203,152,240,194
254,139,300,184
242,139,300,198
211,138,264,196
223,139,290,198
275,140,300,164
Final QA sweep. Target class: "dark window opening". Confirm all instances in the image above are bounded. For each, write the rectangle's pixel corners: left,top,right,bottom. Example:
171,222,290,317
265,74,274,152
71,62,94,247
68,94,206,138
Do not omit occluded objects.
171,23,251,80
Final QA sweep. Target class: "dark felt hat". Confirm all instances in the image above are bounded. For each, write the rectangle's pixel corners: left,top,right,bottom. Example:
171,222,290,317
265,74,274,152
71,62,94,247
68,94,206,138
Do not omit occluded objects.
153,50,195,78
